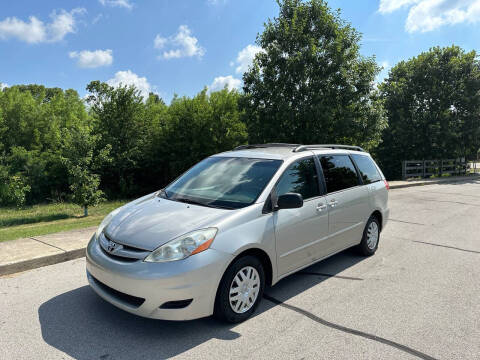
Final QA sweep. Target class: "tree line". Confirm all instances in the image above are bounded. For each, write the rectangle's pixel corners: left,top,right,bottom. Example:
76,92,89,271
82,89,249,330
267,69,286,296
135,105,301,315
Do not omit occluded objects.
1,0,479,210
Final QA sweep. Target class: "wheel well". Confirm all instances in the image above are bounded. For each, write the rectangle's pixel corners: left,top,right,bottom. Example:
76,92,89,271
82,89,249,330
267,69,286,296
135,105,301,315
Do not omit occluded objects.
371,210,383,231
232,248,273,287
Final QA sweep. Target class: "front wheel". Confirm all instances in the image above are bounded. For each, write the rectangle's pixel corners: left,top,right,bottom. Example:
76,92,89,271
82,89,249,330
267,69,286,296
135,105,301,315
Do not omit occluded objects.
357,215,381,256
214,256,265,323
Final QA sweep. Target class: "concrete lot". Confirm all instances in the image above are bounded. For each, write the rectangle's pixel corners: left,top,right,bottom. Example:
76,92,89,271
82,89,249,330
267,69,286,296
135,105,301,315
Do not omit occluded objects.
1,179,479,360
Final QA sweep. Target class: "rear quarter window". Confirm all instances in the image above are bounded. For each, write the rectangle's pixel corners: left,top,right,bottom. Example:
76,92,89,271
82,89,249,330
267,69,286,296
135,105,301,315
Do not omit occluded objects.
351,154,382,184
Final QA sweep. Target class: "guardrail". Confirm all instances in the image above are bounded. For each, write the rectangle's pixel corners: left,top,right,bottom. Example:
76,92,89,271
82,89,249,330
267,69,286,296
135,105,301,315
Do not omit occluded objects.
401,159,469,179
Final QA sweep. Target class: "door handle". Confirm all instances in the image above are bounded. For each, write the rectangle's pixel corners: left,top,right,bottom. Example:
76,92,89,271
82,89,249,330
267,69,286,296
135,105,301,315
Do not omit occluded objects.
316,203,327,212
329,200,338,208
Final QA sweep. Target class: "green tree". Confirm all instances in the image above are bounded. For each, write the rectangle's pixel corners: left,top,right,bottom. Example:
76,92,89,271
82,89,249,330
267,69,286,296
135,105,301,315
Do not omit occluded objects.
86,81,149,197
139,93,170,191
378,46,480,179
242,0,386,150
161,88,247,183
0,160,31,207
0,85,90,203
61,128,111,216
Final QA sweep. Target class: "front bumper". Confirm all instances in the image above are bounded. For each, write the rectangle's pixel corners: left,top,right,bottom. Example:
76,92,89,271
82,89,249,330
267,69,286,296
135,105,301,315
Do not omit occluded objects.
86,235,234,321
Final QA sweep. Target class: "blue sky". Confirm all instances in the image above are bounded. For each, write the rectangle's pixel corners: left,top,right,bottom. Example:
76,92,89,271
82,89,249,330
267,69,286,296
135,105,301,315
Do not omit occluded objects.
1,0,479,102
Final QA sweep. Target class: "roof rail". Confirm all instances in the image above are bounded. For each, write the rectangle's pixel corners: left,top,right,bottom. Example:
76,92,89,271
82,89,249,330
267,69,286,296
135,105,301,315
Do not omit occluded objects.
234,143,300,151
293,144,365,152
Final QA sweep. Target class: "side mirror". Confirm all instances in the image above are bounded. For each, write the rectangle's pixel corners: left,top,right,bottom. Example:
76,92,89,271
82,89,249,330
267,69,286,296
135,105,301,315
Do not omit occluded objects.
275,193,303,210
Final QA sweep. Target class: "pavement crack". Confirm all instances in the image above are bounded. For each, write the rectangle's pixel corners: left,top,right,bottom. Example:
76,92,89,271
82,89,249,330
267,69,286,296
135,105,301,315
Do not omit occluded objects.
410,197,480,207
263,294,438,360
29,237,66,253
412,240,480,254
297,272,363,281
416,190,480,198
389,219,425,226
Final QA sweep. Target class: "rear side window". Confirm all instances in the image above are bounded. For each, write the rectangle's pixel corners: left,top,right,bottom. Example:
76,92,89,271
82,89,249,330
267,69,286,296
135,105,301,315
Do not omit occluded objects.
320,155,359,193
351,154,381,184
276,157,320,200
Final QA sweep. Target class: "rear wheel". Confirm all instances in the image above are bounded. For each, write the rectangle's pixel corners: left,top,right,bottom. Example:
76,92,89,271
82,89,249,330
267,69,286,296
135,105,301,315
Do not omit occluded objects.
214,256,265,323
357,215,380,256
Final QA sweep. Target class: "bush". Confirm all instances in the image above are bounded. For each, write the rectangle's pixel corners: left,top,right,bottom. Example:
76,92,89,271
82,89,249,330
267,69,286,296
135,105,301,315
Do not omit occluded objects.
0,165,31,207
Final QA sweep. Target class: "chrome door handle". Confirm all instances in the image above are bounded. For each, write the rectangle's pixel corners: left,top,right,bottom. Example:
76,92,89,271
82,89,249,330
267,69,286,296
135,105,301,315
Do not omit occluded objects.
329,200,338,208
316,203,327,212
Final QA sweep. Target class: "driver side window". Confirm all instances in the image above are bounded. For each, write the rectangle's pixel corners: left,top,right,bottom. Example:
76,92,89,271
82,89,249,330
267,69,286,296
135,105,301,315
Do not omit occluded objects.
276,157,320,200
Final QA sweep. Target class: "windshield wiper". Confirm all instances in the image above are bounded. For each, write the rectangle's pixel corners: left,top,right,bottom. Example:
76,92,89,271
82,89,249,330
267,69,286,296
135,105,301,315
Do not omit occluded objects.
174,197,234,210
157,189,169,199
174,197,212,207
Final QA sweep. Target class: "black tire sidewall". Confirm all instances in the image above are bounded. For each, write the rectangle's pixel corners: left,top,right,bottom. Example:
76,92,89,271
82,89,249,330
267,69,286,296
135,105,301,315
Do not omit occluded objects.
359,216,380,256
214,255,265,323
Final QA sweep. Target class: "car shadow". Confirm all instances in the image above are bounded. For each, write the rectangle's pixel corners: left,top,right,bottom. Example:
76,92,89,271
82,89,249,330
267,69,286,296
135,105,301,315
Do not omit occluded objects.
38,250,364,360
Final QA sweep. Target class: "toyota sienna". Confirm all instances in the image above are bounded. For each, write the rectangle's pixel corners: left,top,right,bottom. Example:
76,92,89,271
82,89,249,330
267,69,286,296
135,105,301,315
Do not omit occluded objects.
86,144,389,323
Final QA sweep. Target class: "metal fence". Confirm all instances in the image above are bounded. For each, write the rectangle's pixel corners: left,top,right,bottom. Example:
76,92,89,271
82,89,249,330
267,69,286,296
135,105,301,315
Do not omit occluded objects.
401,159,471,179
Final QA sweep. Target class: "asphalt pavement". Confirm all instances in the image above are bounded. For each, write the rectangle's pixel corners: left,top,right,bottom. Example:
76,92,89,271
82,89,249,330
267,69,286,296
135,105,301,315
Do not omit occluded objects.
1,178,479,359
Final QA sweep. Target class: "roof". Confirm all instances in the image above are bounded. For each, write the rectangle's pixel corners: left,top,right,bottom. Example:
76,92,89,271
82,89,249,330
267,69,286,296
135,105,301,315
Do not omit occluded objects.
214,143,368,160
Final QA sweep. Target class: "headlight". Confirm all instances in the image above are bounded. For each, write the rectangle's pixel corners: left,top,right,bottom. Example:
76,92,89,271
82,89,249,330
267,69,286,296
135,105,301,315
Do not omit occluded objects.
95,207,122,239
144,228,218,263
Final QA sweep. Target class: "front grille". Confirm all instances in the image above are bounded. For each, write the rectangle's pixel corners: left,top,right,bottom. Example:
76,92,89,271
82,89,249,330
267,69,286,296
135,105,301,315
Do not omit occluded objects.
99,232,150,261
91,275,145,308
100,246,138,262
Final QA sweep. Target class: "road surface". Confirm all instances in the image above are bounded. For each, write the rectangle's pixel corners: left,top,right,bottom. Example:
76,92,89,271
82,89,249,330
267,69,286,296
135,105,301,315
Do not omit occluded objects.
1,178,479,359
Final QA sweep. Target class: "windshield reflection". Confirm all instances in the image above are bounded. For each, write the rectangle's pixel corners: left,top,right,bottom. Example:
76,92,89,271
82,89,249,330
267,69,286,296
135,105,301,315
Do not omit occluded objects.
163,157,282,209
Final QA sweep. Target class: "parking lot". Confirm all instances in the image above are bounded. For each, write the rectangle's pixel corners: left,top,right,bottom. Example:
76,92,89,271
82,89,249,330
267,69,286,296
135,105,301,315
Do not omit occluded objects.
1,179,479,360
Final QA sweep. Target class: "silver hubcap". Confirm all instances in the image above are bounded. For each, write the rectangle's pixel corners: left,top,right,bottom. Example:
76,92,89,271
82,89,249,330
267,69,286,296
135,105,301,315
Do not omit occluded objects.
229,266,260,314
366,221,379,250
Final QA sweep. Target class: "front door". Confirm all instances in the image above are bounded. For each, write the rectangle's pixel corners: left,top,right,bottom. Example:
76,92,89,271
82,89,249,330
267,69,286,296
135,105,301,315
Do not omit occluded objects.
273,157,329,276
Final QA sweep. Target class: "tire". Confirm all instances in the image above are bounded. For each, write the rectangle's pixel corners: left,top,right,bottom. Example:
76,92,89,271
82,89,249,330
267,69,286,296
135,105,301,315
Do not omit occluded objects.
357,215,381,256
214,255,265,323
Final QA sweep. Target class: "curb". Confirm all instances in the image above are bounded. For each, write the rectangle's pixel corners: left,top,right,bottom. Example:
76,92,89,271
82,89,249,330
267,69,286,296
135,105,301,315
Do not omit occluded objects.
390,182,430,189
0,248,86,277
389,175,479,189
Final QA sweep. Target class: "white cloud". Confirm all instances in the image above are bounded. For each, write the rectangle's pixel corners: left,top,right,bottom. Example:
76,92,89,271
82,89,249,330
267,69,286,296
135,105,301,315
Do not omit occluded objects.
207,0,228,4
0,17,45,43
107,70,153,98
209,75,242,92
69,49,113,68
48,8,86,42
376,61,391,83
99,0,133,10
153,35,167,49
378,0,419,13
154,25,205,60
232,44,263,74
378,0,480,32
92,14,104,24
0,83,8,90
0,8,85,43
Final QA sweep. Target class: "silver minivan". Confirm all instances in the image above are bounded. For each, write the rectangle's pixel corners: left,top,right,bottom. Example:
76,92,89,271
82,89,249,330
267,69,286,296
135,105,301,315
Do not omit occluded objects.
86,144,389,323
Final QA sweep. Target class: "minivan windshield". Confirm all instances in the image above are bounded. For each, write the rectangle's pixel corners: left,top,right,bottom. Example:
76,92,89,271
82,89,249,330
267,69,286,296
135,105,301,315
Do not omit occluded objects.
162,156,282,209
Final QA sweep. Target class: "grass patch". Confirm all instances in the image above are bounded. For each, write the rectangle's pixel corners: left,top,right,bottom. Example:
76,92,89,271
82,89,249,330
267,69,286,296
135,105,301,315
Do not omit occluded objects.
0,201,128,242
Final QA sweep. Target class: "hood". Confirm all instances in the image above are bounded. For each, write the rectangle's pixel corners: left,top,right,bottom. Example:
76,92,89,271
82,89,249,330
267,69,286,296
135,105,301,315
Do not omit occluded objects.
105,196,232,251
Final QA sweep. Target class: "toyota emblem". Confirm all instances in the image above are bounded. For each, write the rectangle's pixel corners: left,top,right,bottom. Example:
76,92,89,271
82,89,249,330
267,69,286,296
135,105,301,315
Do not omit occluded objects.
107,240,117,252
